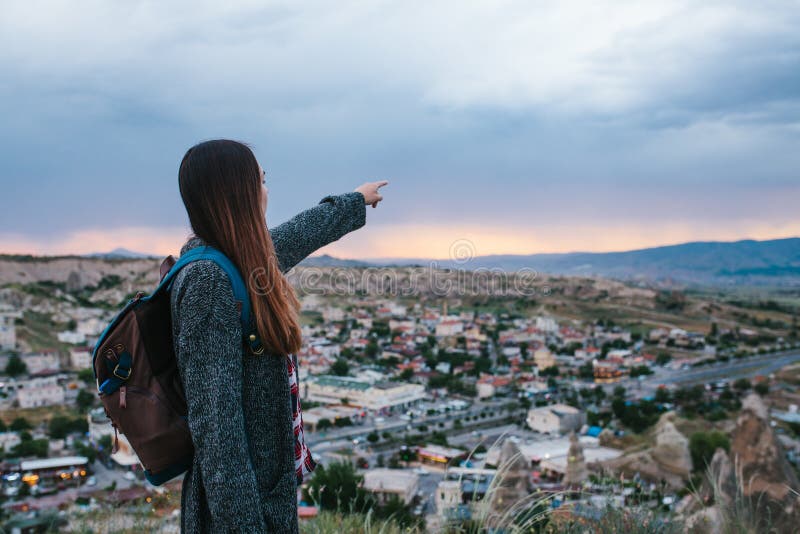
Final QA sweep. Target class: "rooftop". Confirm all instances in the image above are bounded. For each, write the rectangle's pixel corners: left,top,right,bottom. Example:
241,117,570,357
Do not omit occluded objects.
312,375,372,391
418,444,467,459
20,456,89,470
362,468,419,493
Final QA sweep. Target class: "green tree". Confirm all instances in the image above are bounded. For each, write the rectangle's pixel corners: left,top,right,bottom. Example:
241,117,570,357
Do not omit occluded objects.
74,441,97,463
48,416,88,439
5,354,27,377
689,431,730,472
430,431,449,446
316,418,332,431
9,417,31,431
367,432,379,443
754,382,770,396
398,368,414,381
77,368,95,383
655,351,672,366
365,339,379,358
629,365,653,378
593,387,606,404
375,494,419,529
473,356,492,375
12,436,48,458
76,389,96,411
98,434,113,452
330,358,350,376
733,378,751,392
334,417,353,427
578,362,594,379
303,461,371,513
539,365,559,377
655,387,671,404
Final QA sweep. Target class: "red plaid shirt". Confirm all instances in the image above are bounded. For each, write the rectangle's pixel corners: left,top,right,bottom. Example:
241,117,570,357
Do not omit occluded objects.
288,354,316,485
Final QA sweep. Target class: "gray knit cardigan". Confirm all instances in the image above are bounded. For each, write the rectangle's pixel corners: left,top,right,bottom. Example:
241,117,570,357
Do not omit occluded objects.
170,191,366,533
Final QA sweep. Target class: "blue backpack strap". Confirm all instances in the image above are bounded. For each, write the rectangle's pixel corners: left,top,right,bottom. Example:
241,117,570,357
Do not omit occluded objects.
98,349,133,395
160,246,264,354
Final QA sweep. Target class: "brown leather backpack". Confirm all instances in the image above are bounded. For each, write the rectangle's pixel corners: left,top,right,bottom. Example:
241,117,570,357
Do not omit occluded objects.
92,246,262,485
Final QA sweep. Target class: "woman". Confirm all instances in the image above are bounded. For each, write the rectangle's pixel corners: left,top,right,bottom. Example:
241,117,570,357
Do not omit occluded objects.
170,139,387,532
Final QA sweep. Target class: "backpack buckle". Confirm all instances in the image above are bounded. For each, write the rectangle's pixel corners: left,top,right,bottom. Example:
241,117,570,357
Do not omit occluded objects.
248,333,264,355
113,364,131,380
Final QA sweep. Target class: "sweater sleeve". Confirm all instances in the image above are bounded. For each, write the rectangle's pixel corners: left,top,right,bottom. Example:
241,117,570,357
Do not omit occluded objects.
269,191,367,273
173,261,267,531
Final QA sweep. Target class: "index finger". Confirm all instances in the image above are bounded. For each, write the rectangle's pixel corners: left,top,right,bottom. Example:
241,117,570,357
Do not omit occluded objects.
375,180,389,188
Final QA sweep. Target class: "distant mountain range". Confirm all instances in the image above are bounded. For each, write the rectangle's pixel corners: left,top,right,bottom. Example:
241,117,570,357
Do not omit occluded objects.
299,237,800,287
84,248,157,259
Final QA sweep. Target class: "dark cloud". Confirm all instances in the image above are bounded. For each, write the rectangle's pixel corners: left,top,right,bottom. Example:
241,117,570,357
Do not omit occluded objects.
0,1,798,249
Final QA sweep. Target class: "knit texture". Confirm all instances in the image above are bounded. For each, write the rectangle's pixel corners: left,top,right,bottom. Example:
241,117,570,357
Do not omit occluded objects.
170,191,366,533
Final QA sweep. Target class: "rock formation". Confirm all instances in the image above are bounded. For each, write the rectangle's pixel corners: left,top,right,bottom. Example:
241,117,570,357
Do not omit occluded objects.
602,412,692,490
486,439,532,525
685,394,800,533
731,394,799,501
564,431,588,486
651,417,693,478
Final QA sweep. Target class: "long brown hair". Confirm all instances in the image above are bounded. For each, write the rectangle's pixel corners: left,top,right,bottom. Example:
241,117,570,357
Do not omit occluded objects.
178,139,302,356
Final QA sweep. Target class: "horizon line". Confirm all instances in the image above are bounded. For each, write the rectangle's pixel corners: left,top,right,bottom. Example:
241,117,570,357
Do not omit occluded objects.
2,233,797,261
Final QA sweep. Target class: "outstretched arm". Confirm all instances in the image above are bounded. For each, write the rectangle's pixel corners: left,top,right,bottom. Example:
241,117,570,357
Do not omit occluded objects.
269,191,367,273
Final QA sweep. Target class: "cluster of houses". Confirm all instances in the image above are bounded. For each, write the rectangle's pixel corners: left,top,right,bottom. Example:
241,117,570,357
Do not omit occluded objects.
0,291,723,527
294,297,687,398
0,347,95,411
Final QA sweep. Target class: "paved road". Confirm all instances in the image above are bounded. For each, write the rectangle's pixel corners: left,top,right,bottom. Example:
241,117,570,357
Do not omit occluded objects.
307,399,523,448
91,459,135,490
645,350,800,388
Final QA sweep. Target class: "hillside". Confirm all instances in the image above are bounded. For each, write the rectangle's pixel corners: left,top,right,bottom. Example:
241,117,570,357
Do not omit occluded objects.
1,254,796,355
320,237,800,287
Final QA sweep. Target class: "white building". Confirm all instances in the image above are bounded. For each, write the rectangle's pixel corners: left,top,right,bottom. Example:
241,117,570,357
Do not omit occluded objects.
301,405,364,431
519,379,549,396
526,404,585,435
16,377,65,408
70,346,93,370
0,306,21,351
436,480,462,516
310,340,341,360
58,331,86,344
362,468,420,504
607,349,633,360
88,407,139,467
536,316,558,333
533,348,556,369
389,318,415,332
436,318,463,337
22,351,60,375
322,306,345,322
485,436,622,478
304,376,425,411
0,431,22,452
77,317,106,337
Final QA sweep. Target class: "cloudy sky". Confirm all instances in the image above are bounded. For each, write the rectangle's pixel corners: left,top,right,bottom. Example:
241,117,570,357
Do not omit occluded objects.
1,0,798,259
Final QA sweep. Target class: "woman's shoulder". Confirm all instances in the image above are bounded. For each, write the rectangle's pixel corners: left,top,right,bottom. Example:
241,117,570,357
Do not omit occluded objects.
170,259,240,324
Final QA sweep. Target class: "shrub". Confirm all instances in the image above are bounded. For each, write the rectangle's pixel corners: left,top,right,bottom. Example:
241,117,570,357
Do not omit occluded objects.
689,430,730,472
